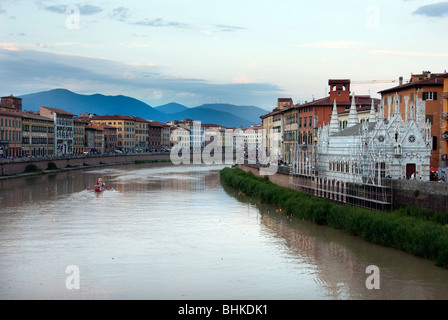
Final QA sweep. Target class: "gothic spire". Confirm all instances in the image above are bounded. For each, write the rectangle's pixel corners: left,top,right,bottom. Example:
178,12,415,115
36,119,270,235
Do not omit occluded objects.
369,99,377,123
329,99,341,134
347,93,359,127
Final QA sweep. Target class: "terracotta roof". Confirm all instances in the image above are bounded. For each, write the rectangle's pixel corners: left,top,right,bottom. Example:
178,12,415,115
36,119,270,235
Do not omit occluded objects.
20,111,53,121
149,120,169,127
378,73,447,94
260,95,380,120
73,117,90,123
296,95,379,108
91,115,135,121
0,110,23,118
132,116,149,123
40,106,76,116
329,79,350,84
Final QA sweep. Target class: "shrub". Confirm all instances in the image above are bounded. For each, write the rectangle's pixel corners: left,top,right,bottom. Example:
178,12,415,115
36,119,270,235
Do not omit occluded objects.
23,164,42,173
46,162,58,170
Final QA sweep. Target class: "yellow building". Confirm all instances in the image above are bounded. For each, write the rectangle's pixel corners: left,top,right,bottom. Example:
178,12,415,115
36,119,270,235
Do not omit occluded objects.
90,115,136,152
73,118,88,154
132,117,149,152
21,112,55,157
261,98,292,160
0,109,22,158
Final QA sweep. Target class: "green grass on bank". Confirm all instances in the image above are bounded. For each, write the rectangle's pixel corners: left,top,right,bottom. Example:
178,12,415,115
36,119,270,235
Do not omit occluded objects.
220,167,448,269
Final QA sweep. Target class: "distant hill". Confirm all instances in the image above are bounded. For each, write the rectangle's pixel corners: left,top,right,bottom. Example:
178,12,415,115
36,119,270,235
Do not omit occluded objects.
20,88,169,121
18,89,264,128
155,102,189,114
168,107,253,128
195,103,267,125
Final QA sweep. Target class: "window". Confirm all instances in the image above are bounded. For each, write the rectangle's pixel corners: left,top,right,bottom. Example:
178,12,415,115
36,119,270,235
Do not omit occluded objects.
433,136,437,151
423,92,437,101
426,115,434,125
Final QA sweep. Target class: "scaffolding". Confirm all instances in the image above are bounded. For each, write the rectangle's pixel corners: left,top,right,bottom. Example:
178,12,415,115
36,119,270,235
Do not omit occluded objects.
289,139,393,212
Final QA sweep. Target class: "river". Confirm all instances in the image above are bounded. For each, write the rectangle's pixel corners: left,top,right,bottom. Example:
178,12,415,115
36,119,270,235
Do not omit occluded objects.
1,163,448,300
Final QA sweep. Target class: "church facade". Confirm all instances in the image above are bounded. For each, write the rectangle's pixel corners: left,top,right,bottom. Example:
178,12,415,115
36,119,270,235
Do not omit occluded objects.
316,93,432,184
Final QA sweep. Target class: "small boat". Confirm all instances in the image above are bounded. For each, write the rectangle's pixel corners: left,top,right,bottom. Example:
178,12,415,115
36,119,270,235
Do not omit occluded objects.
94,186,105,193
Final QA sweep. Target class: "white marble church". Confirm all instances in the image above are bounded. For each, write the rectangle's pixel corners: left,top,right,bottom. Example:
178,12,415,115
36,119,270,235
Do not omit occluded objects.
316,93,432,184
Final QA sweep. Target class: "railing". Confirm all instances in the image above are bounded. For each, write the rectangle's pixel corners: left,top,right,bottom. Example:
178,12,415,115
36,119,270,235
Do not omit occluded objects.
0,150,171,164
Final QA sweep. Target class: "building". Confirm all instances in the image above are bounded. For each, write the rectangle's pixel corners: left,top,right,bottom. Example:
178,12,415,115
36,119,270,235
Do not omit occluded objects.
379,71,447,171
90,115,136,152
242,125,264,163
260,99,287,159
261,80,380,163
170,126,190,149
147,121,171,150
21,112,55,157
40,107,75,156
1,94,22,112
442,74,448,179
100,124,118,153
132,117,149,152
73,117,88,154
148,121,163,151
0,110,22,158
316,93,432,183
85,124,105,154
167,119,205,151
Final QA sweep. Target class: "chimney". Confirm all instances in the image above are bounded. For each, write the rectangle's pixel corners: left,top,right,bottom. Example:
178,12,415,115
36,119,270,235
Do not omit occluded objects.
399,77,403,86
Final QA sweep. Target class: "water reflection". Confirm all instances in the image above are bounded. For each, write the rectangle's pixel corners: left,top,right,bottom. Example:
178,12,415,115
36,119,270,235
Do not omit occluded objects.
224,184,448,300
1,163,448,300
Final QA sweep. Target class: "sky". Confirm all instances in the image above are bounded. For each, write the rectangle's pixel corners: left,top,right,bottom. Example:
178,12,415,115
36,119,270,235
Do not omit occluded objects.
0,0,447,111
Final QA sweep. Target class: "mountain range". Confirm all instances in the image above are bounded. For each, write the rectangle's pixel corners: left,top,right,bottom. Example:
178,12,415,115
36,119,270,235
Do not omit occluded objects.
18,89,267,128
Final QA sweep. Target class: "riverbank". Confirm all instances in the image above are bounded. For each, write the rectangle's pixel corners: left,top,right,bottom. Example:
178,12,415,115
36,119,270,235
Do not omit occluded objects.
0,153,172,180
220,166,448,269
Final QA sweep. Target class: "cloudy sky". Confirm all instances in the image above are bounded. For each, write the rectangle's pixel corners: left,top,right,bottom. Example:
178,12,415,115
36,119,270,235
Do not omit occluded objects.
0,0,447,110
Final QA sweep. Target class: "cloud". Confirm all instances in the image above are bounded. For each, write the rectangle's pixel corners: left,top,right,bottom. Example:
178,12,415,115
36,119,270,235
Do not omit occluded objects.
215,25,247,32
0,47,283,108
110,7,130,21
134,18,189,28
413,1,448,17
43,4,103,15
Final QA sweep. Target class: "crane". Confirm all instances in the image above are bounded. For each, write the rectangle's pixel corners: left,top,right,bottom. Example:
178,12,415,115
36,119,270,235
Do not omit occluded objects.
352,79,400,85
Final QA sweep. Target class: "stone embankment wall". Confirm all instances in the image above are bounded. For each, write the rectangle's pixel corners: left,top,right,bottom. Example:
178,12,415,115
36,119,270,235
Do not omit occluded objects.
0,154,171,177
238,164,448,214
392,180,448,214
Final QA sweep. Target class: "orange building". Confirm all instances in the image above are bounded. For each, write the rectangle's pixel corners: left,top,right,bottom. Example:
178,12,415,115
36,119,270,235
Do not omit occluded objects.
262,80,380,163
379,71,446,171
